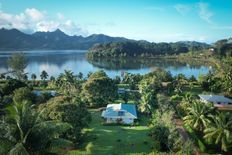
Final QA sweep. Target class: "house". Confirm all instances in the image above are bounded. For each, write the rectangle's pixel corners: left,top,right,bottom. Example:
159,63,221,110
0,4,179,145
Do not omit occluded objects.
117,88,139,94
33,90,57,96
101,103,137,124
199,94,232,110
117,88,126,94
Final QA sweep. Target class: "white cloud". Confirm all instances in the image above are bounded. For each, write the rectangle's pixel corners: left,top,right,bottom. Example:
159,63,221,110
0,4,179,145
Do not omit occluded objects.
174,4,191,15
57,12,65,20
0,8,88,36
197,2,213,24
25,8,45,21
36,21,59,32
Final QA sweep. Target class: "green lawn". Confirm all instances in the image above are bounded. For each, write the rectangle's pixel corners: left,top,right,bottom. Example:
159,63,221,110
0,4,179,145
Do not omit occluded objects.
66,109,153,155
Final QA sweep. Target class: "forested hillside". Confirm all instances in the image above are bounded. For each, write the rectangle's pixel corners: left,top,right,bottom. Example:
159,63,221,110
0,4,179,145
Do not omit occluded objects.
87,41,210,58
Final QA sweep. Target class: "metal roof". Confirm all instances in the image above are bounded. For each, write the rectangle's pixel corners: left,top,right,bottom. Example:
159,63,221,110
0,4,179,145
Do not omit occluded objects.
102,103,137,118
199,95,232,103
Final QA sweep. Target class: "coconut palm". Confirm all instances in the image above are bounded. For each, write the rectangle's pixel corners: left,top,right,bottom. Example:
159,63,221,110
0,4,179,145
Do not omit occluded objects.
31,73,36,81
40,70,48,81
139,91,157,115
77,72,83,80
138,77,160,115
56,70,79,96
183,101,214,132
172,74,188,93
204,112,232,152
0,101,71,155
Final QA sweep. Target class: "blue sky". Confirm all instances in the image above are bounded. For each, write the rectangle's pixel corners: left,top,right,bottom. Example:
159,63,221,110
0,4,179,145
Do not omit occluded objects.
0,0,231,43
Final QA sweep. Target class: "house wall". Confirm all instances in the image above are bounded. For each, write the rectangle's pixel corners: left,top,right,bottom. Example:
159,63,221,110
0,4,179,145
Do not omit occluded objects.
106,117,134,124
201,99,232,107
123,118,134,124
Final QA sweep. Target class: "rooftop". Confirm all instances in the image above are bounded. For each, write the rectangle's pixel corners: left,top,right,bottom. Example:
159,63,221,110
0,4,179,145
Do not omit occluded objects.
199,94,232,103
102,103,137,118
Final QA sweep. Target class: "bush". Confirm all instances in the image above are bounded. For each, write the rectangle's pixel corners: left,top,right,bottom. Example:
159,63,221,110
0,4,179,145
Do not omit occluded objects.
13,87,35,104
1,79,27,96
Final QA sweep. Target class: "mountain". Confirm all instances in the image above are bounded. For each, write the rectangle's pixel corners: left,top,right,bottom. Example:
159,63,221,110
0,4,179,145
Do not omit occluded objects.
0,28,130,50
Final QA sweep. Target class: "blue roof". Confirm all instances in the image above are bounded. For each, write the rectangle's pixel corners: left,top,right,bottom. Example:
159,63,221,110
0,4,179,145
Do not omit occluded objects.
199,95,232,103
121,103,137,118
102,103,137,118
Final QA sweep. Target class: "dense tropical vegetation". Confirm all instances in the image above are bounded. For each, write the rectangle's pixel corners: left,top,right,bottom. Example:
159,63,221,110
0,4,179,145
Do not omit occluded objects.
0,44,232,154
87,40,210,58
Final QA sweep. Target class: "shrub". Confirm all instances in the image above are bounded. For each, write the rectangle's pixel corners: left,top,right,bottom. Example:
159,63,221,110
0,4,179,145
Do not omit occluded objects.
13,87,35,104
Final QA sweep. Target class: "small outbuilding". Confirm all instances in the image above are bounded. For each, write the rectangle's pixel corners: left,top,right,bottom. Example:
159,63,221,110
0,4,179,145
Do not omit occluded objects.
101,103,137,124
199,94,232,110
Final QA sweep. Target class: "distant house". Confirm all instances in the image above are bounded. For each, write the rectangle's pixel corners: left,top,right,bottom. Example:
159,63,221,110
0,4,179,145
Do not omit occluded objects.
117,88,126,94
117,88,139,94
199,94,232,110
33,90,57,96
101,103,137,124
209,48,215,52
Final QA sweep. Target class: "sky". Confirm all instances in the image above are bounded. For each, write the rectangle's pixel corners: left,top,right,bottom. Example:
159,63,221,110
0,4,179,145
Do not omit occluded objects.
0,0,232,43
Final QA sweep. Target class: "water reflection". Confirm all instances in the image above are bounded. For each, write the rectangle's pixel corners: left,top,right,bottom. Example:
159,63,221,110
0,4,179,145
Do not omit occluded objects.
0,50,210,79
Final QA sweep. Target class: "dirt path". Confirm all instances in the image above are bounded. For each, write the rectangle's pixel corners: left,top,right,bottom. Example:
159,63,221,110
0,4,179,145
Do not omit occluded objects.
175,119,201,155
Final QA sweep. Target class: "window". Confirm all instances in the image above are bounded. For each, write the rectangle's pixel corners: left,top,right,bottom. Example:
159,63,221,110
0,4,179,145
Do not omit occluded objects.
118,111,125,116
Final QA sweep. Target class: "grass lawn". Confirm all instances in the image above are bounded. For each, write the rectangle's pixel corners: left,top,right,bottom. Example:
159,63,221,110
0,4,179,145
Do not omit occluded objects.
66,109,153,155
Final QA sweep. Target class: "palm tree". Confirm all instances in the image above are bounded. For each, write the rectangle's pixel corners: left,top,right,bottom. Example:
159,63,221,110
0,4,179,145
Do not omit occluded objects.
31,73,36,81
172,74,188,93
204,112,232,152
31,73,36,85
138,77,160,115
183,101,214,132
139,91,157,115
0,101,71,154
56,70,79,97
77,72,83,80
40,70,48,81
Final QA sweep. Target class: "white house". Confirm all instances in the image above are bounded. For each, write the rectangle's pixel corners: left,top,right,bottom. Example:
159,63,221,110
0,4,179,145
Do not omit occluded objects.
101,103,137,124
199,94,232,110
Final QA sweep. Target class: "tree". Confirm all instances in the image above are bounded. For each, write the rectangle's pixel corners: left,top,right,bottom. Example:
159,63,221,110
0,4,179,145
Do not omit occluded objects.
0,74,5,80
172,74,188,93
56,70,80,97
204,112,232,152
138,77,161,115
82,70,117,107
0,101,71,155
113,76,121,84
13,87,35,104
39,96,91,143
50,76,55,81
151,124,170,151
40,70,48,81
77,72,83,80
1,79,27,96
31,73,37,81
221,58,232,97
183,101,214,132
189,75,197,82
7,52,28,80
150,110,182,152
